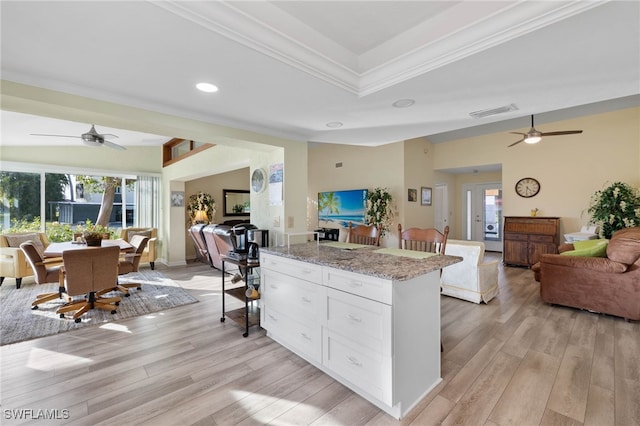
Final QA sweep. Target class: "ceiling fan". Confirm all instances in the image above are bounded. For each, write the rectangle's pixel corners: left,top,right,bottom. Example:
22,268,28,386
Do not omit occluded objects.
31,124,126,151
508,115,582,147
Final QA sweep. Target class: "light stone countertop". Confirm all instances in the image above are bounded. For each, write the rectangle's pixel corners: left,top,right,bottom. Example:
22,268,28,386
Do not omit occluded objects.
261,242,462,281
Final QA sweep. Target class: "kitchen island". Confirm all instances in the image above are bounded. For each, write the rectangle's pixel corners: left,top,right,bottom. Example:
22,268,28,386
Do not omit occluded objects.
260,242,461,419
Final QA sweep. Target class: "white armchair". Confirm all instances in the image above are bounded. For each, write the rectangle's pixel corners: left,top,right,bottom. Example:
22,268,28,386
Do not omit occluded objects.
440,239,499,304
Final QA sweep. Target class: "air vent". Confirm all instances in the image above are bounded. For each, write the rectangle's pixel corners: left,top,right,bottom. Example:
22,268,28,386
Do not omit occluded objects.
469,103,518,119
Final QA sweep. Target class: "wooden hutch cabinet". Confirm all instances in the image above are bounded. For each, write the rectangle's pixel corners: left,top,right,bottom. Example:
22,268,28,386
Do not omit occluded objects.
503,216,560,267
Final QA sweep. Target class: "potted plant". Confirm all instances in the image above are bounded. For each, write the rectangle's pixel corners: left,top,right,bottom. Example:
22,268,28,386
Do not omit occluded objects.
587,181,640,239
74,220,112,245
366,187,394,237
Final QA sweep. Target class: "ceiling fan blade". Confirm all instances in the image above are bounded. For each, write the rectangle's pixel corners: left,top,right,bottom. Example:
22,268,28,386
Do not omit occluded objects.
100,133,119,139
540,130,583,136
30,133,81,138
508,138,525,147
509,131,528,136
102,139,127,151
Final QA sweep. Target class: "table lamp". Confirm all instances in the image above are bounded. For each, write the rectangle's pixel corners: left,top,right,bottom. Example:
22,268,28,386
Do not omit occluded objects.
194,210,208,224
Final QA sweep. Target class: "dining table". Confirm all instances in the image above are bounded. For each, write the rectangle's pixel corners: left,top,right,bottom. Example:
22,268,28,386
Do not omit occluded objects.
44,239,134,258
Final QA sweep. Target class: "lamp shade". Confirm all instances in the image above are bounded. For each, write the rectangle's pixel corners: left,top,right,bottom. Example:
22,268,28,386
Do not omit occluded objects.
194,210,208,223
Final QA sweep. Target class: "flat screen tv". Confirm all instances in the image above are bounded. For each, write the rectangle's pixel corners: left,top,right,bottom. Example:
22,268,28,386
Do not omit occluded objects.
318,189,368,229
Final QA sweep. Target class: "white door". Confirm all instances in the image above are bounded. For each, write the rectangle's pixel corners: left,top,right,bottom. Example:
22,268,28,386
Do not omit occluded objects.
434,184,448,233
461,182,503,252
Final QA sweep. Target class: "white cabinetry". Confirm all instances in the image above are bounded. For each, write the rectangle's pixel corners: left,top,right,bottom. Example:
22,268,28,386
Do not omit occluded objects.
260,254,323,363
260,252,443,419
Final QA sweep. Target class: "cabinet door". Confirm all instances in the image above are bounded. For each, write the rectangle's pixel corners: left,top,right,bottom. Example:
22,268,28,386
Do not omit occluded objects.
529,241,557,265
503,239,529,265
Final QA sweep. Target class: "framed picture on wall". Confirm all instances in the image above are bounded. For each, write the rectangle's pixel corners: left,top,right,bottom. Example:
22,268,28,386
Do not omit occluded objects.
408,188,417,202
171,191,184,207
421,187,432,206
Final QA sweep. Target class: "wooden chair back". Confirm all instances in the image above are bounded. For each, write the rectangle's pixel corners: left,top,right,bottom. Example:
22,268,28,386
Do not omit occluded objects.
347,222,380,246
398,224,449,254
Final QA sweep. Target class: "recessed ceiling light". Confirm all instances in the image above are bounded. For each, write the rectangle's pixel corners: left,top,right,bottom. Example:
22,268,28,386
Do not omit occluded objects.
326,122,343,128
393,99,415,108
196,82,219,93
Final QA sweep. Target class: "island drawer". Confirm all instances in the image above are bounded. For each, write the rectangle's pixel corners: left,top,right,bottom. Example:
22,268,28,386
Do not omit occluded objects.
261,253,322,284
263,305,321,363
323,328,392,405
323,267,392,304
261,268,323,323
325,287,391,355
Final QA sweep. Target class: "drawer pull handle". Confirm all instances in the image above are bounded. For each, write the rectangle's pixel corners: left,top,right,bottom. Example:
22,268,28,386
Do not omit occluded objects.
301,296,312,303
347,356,362,367
301,332,311,341
349,280,363,287
268,314,278,321
347,314,362,323
302,268,313,274
269,284,279,290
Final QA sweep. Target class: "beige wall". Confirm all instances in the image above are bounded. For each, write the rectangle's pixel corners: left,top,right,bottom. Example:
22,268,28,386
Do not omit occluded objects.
308,141,404,247
433,107,640,237
181,168,249,260
450,171,502,240
306,107,639,245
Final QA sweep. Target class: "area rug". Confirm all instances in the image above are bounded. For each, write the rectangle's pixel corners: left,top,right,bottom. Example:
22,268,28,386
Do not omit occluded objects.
0,270,199,345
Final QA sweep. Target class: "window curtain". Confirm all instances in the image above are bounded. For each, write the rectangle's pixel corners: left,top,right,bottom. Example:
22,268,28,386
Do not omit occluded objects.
135,176,161,228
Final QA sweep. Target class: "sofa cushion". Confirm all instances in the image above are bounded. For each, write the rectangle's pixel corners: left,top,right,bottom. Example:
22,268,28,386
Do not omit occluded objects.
4,233,45,258
606,227,640,265
560,239,608,257
4,233,41,248
540,253,628,273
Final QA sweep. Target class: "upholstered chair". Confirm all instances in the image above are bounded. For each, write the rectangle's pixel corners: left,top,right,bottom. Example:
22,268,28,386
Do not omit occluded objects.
120,228,158,269
440,240,499,304
20,241,67,309
56,246,121,323
2,232,55,289
116,235,149,296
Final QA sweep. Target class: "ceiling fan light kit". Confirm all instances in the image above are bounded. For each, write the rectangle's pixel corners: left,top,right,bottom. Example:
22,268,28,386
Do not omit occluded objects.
508,115,583,147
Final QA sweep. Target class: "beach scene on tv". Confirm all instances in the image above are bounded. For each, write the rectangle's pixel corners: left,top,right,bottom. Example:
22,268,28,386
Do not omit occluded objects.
318,189,368,229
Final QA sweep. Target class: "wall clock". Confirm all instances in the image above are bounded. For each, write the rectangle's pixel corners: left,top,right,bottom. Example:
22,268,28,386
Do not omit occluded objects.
251,168,266,193
515,177,540,198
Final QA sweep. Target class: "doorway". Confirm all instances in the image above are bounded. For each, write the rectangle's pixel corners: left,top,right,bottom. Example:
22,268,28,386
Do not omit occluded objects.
434,183,449,233
462,182,503,252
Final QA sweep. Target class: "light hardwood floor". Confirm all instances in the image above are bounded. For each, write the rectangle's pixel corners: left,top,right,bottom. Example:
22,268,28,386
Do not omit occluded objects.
1,255,638,426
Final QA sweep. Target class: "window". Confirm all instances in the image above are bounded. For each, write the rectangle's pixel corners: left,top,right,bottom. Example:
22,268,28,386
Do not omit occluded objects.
0,163,160,237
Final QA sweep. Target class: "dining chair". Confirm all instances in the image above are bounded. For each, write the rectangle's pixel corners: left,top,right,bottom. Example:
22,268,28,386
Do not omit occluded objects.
347,222,380,246
397,223,450,352
398,224,449,255
56,245,121,322
95,235,149,297
115,235,149,296
20,241,67,310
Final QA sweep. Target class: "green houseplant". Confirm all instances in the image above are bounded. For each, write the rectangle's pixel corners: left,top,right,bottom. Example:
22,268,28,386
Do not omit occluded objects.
366,187,394,237
587,181,640,239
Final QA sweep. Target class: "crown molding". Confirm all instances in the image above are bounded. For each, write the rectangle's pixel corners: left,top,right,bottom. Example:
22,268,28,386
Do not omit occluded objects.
152,1,607,97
